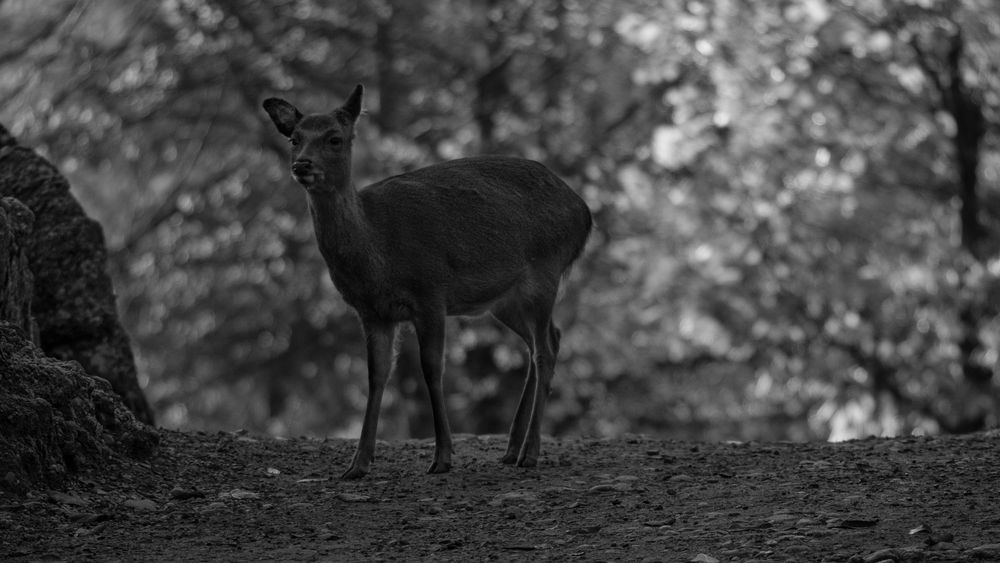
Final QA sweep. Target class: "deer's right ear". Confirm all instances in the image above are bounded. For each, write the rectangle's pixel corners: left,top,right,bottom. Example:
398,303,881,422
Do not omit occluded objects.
342,84,364,122
263,98,303,138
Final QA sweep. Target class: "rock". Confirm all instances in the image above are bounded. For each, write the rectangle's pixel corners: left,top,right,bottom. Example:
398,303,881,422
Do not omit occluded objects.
969,543,1000,558
690,554,719,563
333,492,370,502
47,490,89,506
489,491,539,505
124,498,158,511
0,323,159,493
169,486,205,500
0,197,37,343
0,124,153,425
220,489,260,500
588,482,630,493
8,199,146,494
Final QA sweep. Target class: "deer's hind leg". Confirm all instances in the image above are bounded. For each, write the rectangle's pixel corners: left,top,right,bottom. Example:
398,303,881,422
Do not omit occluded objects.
492,305,536,464
491,289,560,467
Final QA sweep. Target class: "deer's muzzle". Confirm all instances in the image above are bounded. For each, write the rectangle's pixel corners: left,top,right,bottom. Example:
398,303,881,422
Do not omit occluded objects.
291,159,319,185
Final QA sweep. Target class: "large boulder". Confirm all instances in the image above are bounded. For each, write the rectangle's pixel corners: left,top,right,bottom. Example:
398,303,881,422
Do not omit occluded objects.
0,125,154,425
0,196,157,493
0,323,158,493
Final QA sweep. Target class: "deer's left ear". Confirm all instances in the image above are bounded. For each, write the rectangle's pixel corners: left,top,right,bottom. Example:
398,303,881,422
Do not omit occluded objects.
263,98,303,137
342,84,364,122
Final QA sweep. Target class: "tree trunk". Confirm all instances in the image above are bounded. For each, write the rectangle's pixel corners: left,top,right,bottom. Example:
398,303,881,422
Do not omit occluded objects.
945,34,993,403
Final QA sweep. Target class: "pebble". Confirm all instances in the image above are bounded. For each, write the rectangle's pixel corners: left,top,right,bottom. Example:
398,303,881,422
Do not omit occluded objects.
47,491,88,506
169,487,204,500
587,483,629,493
969,543,1000,557
489,491,538,505
123,498,158,511
220,489,260,500
333,492,370,502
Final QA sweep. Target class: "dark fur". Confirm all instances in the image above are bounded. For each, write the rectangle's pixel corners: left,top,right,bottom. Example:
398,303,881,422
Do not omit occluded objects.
325,156,590,321
263,85,591,478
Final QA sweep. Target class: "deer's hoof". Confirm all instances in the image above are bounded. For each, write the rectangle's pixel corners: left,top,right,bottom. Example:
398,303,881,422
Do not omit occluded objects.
516,455,538,468
341,465,369,480
499,452,518,465
426,460,452,474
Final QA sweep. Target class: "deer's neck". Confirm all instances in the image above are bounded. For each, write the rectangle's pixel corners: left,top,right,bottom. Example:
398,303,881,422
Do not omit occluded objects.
306,185,381,278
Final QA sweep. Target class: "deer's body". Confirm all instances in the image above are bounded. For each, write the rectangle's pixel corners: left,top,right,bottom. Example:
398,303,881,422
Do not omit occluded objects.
317,156,588,321
264,85,591,478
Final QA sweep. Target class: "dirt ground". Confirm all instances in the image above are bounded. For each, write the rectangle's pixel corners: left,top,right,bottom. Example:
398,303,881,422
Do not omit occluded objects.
2,429,999,562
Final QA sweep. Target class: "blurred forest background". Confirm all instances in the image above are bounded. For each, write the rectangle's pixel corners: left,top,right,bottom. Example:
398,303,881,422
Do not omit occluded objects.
1,0,998,443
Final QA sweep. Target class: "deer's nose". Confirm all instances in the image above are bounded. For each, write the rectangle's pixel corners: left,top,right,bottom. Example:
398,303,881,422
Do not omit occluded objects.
292,159,313,175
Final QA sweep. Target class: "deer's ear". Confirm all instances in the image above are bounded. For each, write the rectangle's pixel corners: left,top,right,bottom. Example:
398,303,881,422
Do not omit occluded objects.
263,98,303,137
341,84,364,122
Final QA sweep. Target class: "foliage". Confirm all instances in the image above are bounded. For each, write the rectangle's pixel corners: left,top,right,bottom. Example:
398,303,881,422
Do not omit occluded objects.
1,0,997,441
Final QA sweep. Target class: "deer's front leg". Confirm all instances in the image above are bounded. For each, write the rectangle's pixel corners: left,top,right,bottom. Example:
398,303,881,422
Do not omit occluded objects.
342,321,397,480
414,313,453,474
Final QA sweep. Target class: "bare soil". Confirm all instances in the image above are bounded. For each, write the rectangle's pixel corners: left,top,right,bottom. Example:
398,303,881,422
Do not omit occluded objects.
2,429,1000,562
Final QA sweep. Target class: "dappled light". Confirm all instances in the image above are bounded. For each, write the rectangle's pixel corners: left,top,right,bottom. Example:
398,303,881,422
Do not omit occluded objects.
1,0,998,443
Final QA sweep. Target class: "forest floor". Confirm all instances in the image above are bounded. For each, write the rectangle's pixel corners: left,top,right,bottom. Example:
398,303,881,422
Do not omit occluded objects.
2,429,1000,562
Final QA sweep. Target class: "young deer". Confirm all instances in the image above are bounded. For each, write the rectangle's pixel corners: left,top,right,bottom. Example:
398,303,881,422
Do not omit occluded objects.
263,85,591,479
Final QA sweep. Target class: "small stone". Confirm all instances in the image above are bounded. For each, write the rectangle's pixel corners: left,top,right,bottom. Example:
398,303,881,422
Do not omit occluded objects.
47,491,88,506
588,482,630,493
169,487,204,500
489,491,538,505
571,524,602,535
221,489,260,500
333,492,370,502
690,554,719,563
969,544,1000,558
124,498,158,511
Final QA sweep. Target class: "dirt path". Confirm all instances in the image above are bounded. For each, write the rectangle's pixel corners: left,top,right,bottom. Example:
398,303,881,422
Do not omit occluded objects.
3,429,999,562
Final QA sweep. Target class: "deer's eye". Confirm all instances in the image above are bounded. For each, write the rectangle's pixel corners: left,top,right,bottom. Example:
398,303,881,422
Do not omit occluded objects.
328,136,343,146
289,137,300,148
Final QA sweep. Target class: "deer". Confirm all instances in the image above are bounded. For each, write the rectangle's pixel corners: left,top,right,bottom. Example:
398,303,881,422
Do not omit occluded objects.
262,85,591,479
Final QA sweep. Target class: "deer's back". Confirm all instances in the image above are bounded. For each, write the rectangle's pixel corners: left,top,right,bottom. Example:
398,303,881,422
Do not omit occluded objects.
358,156,590,312
361,156,590,264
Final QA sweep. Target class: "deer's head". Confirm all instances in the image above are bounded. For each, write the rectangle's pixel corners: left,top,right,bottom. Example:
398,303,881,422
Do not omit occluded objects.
263,84,363,192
